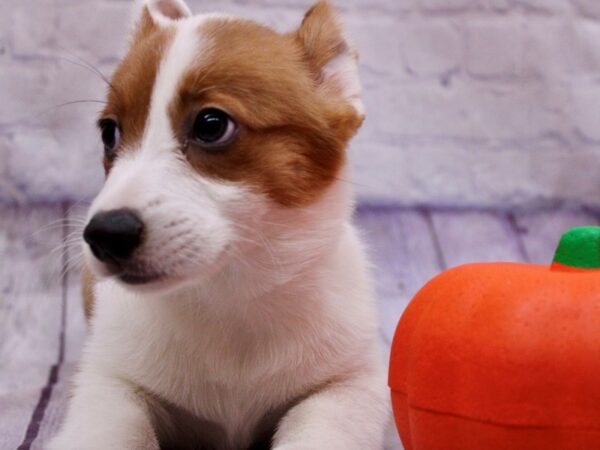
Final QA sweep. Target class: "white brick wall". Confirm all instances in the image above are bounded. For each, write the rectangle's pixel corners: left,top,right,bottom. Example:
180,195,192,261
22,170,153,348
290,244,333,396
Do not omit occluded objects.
1,0,599,208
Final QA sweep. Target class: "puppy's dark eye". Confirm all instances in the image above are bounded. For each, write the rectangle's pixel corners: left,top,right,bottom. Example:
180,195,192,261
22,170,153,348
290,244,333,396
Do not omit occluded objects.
191,108,237,148
99,118,120,157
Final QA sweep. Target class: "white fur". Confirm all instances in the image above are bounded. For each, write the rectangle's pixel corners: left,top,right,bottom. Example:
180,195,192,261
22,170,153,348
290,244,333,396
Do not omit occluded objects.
318,13,364,116
322,52,365,116
49,1,389,449
143,15,203,152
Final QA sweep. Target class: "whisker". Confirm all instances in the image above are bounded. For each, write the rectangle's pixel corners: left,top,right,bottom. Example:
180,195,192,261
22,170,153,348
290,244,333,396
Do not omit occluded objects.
47,234,84,258
63,239,84,250
56,47,119,96
33,99,108,121
54,253,84,284
32,220,85,236
64,229,84,238
65,198,92,218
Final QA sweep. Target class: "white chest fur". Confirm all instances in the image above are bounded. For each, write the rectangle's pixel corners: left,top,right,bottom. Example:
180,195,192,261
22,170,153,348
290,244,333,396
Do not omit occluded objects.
79,223,381,448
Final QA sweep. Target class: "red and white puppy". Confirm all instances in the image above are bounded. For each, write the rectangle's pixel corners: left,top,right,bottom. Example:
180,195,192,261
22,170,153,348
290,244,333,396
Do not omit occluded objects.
50,1,388,448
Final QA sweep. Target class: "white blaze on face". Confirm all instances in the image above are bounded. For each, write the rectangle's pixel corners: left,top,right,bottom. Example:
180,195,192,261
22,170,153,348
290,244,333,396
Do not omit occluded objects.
142,16,205,156
92,15,201,213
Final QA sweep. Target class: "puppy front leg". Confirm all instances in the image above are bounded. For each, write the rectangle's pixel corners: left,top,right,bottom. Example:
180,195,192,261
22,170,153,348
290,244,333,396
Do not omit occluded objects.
48,371,159,450
272,370,389,450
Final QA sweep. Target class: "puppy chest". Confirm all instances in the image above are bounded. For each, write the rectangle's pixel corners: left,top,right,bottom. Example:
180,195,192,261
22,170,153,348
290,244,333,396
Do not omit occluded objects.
124,340,316,448
148,386,293,450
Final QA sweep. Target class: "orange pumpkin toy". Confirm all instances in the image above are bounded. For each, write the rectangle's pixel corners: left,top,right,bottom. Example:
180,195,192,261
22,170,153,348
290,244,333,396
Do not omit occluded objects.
389,226,600,450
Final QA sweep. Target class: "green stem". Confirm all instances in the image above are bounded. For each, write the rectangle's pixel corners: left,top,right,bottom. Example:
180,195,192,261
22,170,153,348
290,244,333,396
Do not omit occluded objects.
552,226,600,269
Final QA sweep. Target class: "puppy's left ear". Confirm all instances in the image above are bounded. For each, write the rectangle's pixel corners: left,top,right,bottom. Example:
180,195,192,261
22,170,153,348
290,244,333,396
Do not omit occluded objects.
296,1,363,119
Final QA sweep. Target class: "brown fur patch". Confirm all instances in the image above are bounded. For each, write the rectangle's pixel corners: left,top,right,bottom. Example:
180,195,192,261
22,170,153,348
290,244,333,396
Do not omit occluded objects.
169,5,363,207
100,2,362,206
297,1,350,75
100,8,175,173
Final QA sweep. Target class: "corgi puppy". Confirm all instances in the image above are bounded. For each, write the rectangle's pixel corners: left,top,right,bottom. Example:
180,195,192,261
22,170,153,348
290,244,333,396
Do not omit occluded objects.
49,1,389,449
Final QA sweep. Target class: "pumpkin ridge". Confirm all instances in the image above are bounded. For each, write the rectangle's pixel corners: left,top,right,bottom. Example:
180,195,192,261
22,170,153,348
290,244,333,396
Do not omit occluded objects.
408,403,600,432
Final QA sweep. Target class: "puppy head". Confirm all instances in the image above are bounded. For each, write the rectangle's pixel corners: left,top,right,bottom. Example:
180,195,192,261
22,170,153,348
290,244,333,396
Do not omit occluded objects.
83,0,364,293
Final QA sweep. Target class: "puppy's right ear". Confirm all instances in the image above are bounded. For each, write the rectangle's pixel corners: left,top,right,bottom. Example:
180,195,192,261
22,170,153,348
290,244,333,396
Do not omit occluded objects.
296,1,363,118
131,0,192,42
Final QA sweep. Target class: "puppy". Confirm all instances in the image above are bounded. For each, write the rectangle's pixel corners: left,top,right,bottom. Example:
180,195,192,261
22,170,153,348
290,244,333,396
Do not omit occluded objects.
49,1,389,448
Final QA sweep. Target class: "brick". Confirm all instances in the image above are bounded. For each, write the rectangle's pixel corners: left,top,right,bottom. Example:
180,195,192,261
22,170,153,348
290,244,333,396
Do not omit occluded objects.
574,21,600,74
465,20,521,77
521,19,578,77
523,19,600,77
221,0,414,14
571,84,600,142
39,62,117,135
360,80,570,142
10,0,59,57
485,0,568,14
346,16,405,83
0,0,11,55
220,0,312,9
0,134,22,203
12,0,131,61
419,0,480,13
360,82,480,139
0,57,110,201
467,82,570,141
341,0,415,14
510,0,570,14
0,56,112,125
0,62,58,125
3,124,103,203
55,2,132,62
351,141,600,208
571,0,600,19
0,42,8,65
484,0,512,12
203,3,302,33
187,0,240,6
399,20,462,77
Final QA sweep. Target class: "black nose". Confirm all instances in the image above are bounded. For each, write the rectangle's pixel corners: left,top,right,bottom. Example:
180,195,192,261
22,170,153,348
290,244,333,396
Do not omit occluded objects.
83,209,144,264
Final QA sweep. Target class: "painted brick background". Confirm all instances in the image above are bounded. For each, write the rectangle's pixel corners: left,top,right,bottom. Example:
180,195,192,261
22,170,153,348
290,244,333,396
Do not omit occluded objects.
1,0,599,208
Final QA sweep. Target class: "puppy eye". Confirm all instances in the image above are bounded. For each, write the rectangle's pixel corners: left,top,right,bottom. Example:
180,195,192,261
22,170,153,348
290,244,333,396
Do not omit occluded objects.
99,118,120,157
191,108,237,148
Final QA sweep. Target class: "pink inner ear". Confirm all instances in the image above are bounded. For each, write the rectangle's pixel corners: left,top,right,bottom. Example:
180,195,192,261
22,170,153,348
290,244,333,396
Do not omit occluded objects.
155,0,188,20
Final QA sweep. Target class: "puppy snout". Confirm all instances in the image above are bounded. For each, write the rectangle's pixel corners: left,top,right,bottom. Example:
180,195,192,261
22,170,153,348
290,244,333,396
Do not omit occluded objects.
84,209,144,264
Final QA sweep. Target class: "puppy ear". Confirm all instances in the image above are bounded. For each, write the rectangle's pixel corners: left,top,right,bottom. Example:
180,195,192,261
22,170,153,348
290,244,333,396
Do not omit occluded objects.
131,0,191,42
296,1,363,117
145,0,191,24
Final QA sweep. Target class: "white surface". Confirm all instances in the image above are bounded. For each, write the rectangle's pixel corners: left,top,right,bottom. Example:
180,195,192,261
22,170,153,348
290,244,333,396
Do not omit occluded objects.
1,203,599,449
